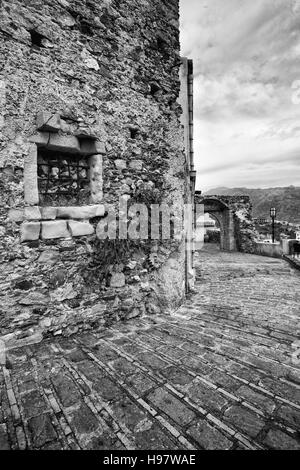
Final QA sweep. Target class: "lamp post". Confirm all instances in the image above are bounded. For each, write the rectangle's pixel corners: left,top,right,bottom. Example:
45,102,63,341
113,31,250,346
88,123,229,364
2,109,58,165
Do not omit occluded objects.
270,207,276,243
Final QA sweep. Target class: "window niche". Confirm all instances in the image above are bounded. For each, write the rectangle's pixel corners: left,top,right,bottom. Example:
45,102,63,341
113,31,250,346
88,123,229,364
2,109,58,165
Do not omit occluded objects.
24,112,105,215
37,148,91,207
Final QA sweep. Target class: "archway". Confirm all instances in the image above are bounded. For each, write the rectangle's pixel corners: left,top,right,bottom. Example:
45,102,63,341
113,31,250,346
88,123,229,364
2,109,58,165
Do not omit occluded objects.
194,193,257,253
202,197,236,251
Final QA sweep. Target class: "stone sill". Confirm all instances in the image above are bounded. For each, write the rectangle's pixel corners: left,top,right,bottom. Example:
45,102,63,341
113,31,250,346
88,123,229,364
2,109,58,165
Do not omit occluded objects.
9,204,105,223
8,204,106,242
21,219,97,242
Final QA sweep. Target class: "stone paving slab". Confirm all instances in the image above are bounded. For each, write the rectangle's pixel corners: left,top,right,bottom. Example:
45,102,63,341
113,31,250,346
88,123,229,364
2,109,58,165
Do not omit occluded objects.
0,245,300,450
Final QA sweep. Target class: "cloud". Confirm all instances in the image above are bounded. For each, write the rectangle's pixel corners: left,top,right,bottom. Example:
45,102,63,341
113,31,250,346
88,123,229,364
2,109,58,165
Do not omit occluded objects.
180,0,300,189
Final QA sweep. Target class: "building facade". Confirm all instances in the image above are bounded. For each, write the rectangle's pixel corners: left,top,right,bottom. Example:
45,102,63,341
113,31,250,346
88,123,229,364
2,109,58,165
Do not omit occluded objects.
0,0,195,339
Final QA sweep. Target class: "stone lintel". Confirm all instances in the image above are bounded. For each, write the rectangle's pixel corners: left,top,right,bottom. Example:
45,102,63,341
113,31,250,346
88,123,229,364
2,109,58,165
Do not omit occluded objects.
80,139,106,156
29,133,80,153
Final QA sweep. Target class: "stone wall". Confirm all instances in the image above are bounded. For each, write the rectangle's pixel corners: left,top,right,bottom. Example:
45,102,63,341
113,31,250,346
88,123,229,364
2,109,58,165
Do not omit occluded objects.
254,242,283,258
0,0,188,340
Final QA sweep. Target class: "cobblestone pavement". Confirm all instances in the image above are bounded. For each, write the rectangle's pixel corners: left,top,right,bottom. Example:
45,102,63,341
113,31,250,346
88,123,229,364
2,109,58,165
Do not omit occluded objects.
1,245,300,450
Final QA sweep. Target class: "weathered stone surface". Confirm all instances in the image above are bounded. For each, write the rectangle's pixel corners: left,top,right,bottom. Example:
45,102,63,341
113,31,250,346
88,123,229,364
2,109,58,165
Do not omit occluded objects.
114,159,127,170
19,292,49,305
125,373,157,395
48,134,81,153
28,414,57,448
40,207,57,220
52,374,82,408
89,155,103,204
80,139,106,155
28,132,50,146
56,205,105,220
224,406,264,438
110,273,126,288
29,133,80,153
68,220,94,237
146,387,196,425
276,406,300,429
187,381,229,413
67,403,99,435
41,220,70,239
263,429,300,450
37,250,59,264
129,160,143,171
36,112,61,132
8,209,25,222
0,425,10,450
24,144,39,205
21,390,48,418
25,206,41,221
1,247,300,450
0,0,188,340
187,421,233,450
111,397,150,433
50,283,77,302
21,221,40,241
236,385,276,414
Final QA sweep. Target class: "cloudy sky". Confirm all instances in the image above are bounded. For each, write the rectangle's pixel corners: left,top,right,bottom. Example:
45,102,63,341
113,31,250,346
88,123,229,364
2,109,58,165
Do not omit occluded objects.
180,0,300,190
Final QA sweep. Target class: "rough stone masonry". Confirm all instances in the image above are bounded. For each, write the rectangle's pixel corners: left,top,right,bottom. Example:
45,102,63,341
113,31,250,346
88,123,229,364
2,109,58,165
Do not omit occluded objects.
0,0,192,341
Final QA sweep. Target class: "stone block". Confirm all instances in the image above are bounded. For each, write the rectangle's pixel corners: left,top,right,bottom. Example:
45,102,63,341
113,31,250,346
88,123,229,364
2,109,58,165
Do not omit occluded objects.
110,273,126,288
21,222,41,242
187,421,233,450
37,250,59,264
129,160,143,171
28,414,57,448
114,159,127,170
74,129,98,140
146,387,196,425
48,134,80,153
24,144,39,205
29,132,50,146
56,204,105,220
36,112,61,132
25,206,41,220
40,206,57,220
41,221,70,239
90,155,103,204
68,220,94,237
8,209,24,222
80,139,106,155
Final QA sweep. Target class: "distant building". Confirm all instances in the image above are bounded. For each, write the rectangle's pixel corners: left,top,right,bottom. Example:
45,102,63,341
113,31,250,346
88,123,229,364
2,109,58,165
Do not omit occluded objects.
254,217,268,224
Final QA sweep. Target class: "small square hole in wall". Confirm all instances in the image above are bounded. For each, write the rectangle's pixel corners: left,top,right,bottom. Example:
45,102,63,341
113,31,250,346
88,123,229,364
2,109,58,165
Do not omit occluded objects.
37,148,90,206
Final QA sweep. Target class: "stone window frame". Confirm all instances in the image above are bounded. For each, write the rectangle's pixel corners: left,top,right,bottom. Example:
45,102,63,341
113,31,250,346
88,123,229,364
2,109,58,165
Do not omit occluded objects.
24,140,104,208
17,112,107,241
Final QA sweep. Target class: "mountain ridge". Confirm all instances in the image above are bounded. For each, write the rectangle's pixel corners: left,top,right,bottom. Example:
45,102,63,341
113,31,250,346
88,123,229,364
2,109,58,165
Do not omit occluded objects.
204,186,300,224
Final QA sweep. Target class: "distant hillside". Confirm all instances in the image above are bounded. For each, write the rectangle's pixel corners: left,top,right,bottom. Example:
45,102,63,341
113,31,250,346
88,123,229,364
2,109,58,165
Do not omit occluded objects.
204,186,300,224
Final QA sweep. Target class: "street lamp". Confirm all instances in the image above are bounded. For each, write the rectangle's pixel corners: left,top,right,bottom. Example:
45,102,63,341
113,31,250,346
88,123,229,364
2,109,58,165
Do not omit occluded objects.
270,207,276,243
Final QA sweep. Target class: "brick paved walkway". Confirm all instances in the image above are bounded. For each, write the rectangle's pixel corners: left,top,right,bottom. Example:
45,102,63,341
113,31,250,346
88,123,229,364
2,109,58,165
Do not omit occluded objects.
1,245,300,450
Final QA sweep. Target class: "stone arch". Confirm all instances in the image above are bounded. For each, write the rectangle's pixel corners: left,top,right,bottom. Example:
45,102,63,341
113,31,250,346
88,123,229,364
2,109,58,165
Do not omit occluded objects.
194,193,255,252
199,196,236,251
